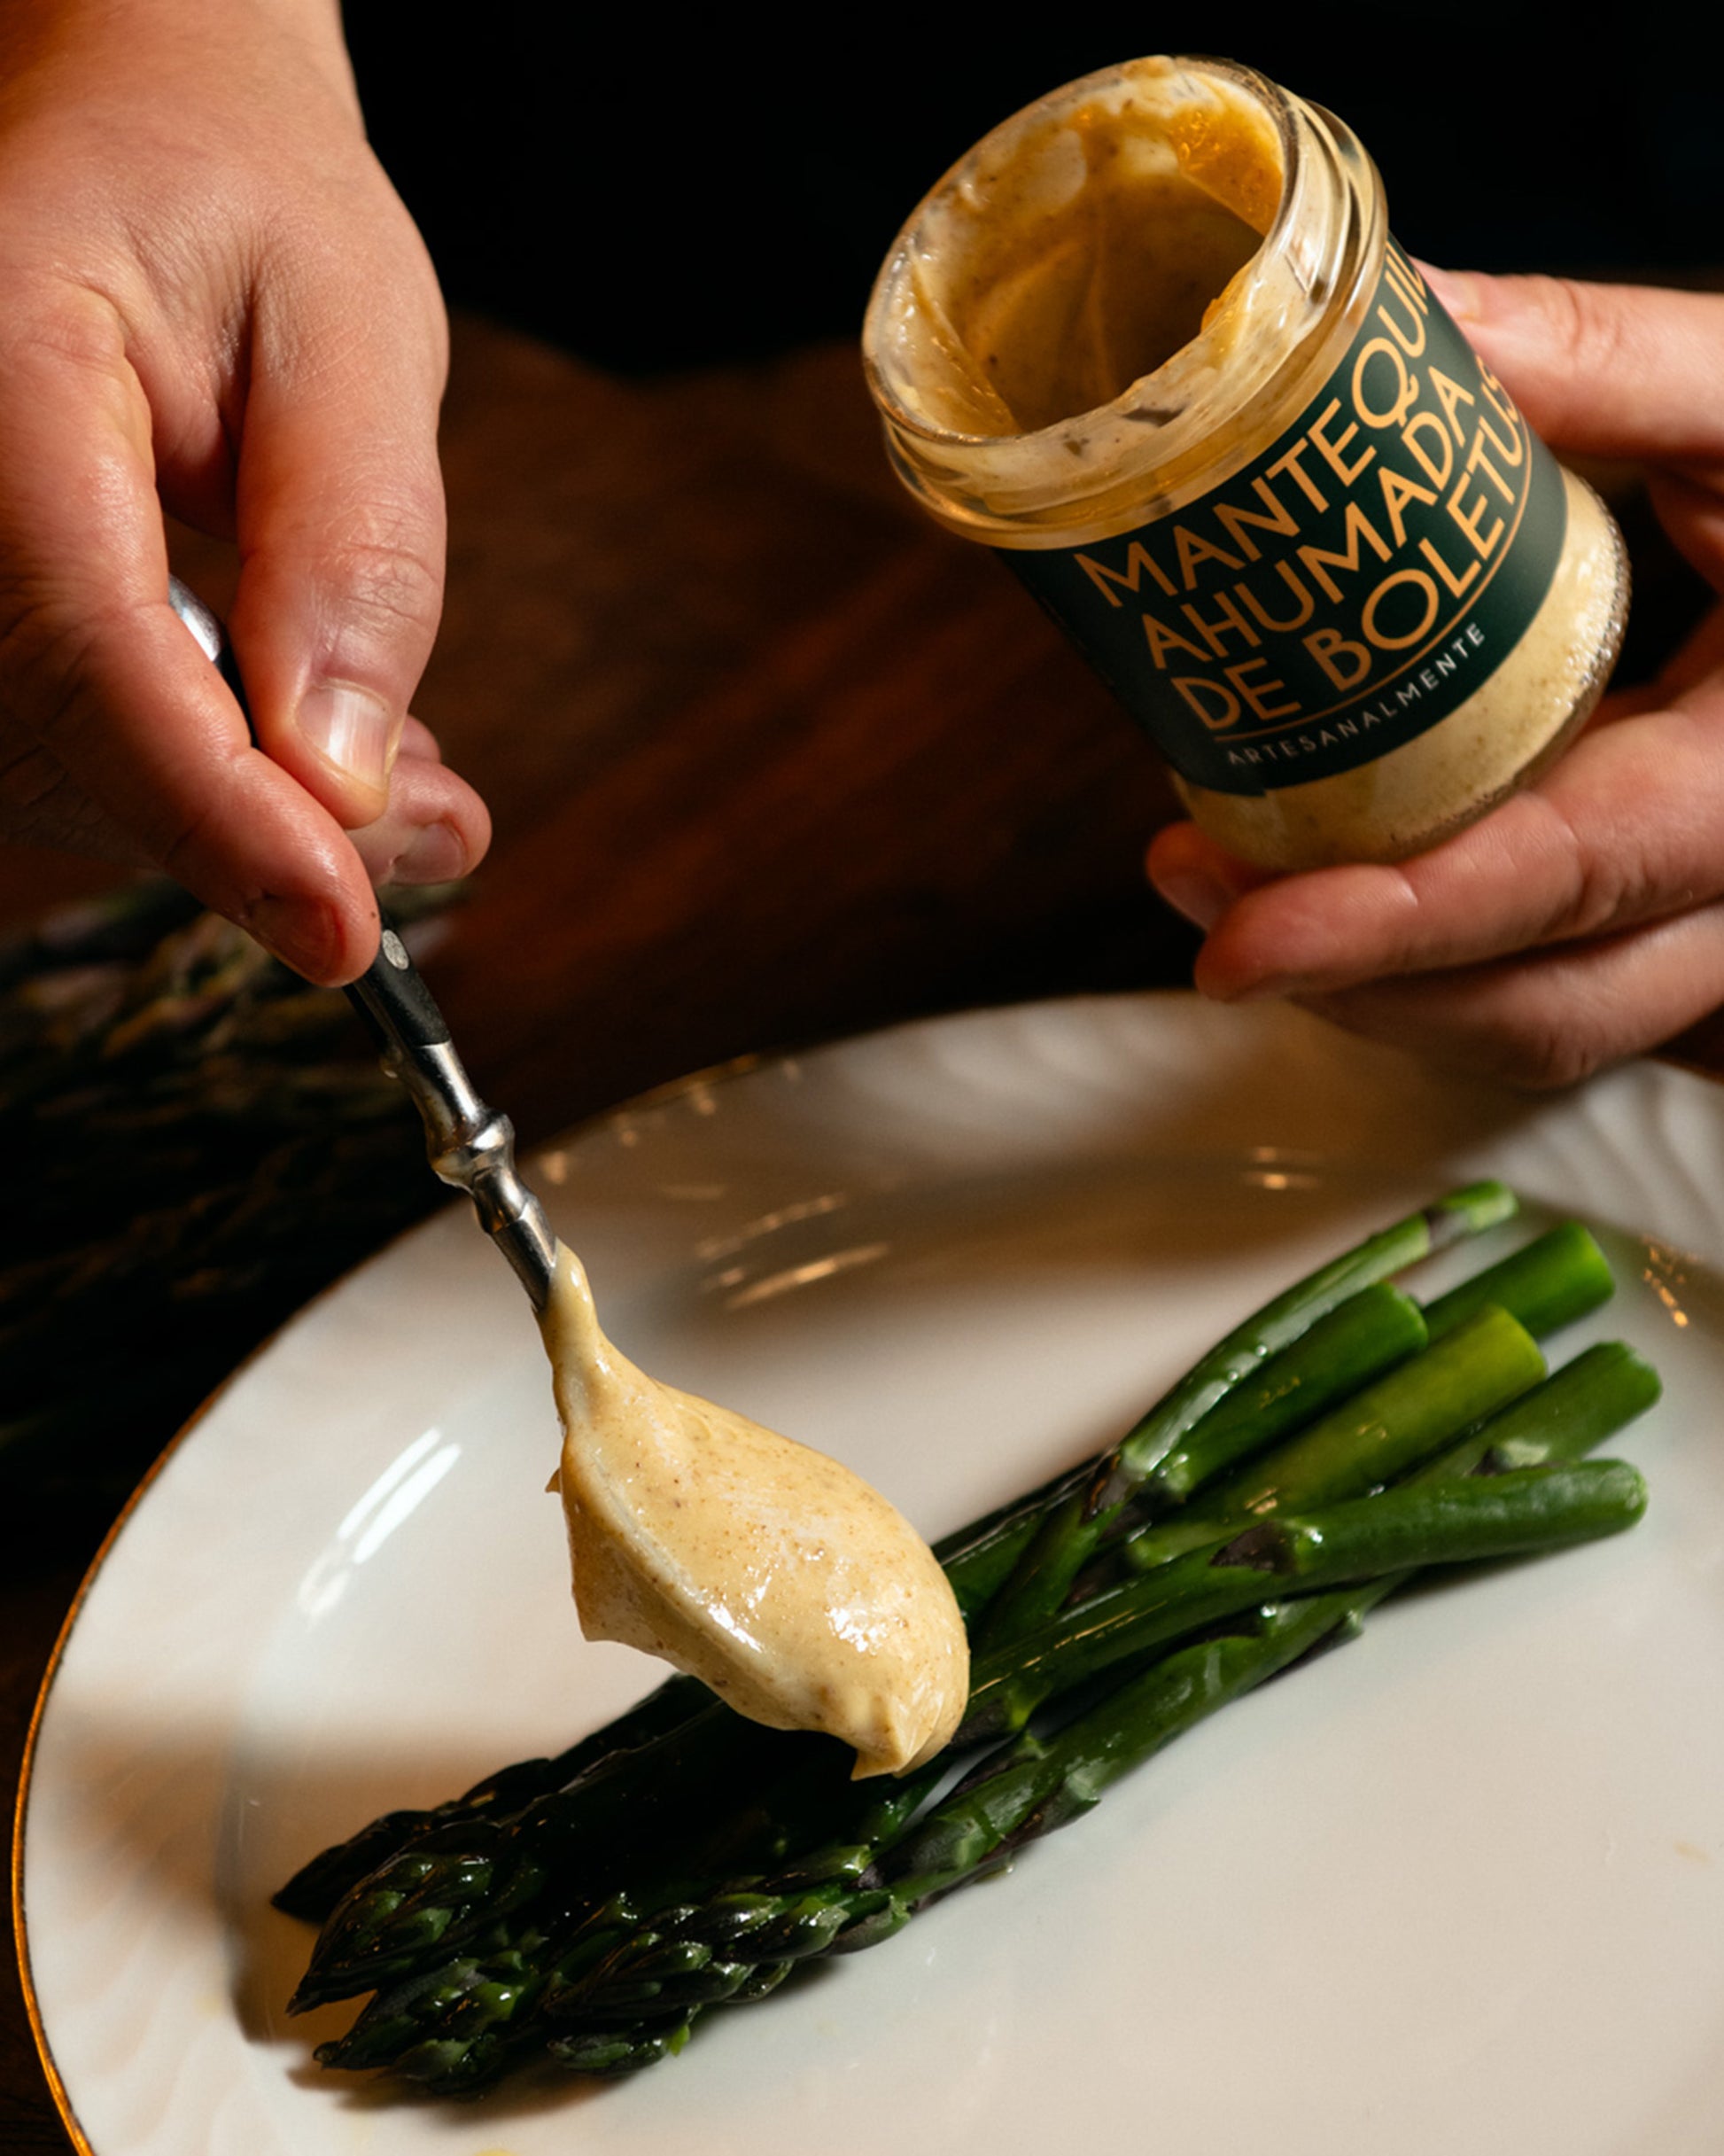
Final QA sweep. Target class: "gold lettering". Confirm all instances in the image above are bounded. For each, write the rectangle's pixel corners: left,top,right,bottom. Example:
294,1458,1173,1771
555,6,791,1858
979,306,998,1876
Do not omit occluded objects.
1352,339,1420,431
1382,248,1430,315
1267,438,1331,513
1076,541,1177,607
1304,626,1372,691
1181,590,1262,658
1309,398,1375,486
1475,360,1521,428
1235,562,1316,633
1377,277,1428,358
1173,525,1246,591
1418,531,1482,599
1297,503,1394,603
1361,568,1441,650
1172,675,1241,731
1377,464,1439,547
1464,429,1518,507
1401,410,1455,491
1447,468,1504,557
1473,403,1526,471
1429,368,1477,445
1141,612,1214,670
1225,658,1301,722
1214,477,1301,560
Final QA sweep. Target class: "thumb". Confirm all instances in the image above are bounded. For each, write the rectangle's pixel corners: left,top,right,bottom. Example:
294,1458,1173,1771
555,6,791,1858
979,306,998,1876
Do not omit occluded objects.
225,222,449,831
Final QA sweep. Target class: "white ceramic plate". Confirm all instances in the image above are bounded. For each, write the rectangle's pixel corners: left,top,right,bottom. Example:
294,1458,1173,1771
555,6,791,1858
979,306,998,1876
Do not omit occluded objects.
19,993,1724,2156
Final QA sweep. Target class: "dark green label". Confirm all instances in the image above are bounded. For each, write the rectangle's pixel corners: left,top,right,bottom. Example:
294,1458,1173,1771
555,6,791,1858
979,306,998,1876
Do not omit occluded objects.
1006,245,1568,795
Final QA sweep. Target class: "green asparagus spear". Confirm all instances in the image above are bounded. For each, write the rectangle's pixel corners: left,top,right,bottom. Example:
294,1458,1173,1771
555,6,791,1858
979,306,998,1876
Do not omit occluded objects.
1421,1220,1615,1342
1117,1304,1547,1576
290,1248,1544,2007
274,1674,713,1922
309,1346,1658,2092
1139,1281,1428,1506
1448,1340,1661,1473
959,1459,1644,1740
974,1181,1518,1644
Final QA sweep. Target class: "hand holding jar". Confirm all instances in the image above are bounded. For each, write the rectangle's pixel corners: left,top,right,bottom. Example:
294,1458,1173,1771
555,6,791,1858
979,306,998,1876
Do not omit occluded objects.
1149,273,1724,1087
863,57,1724,1088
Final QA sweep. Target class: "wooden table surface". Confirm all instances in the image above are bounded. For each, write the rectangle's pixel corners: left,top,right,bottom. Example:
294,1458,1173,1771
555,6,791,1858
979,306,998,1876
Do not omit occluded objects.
0,313,1199,2152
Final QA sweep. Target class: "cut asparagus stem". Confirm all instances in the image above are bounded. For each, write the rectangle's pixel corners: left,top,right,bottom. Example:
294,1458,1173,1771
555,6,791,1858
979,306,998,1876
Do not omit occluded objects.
1142,1283,1428,1506
1118,1305,1547,1576
1421,1221,1615,1343
959,1459,1645,1740
1418,1340,1662,1481
974,1181,1518,1645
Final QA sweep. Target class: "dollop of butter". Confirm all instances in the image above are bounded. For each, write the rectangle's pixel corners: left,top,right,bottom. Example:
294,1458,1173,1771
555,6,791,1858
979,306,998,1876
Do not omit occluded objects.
540,1245,967,1777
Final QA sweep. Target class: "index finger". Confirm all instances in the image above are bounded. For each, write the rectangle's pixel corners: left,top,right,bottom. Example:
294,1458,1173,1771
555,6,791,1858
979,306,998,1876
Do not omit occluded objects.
0,286,383,979
1425,271,1724,471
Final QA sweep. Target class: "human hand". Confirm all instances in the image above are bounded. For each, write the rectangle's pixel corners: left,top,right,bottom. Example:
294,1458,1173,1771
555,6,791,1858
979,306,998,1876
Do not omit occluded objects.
1147,271,1724,1088
0,0,489,985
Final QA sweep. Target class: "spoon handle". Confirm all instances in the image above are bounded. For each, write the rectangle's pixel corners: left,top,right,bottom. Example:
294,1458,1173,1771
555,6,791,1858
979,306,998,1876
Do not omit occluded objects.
168,577,557,1310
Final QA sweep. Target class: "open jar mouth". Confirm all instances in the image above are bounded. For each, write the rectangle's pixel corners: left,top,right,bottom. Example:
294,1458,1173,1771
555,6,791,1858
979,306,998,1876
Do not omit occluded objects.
865,55,1308,458
862,57,1380,541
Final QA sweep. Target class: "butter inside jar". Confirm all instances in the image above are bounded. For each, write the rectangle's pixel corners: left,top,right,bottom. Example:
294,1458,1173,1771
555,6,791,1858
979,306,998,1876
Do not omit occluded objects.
865,57,1627,871
881,65,1280,442
924,101,1273,437
541,1246,967,1779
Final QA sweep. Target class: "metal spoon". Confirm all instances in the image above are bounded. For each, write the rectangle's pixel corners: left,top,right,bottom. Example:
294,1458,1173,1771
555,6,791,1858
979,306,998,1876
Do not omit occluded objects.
168,578,556,1308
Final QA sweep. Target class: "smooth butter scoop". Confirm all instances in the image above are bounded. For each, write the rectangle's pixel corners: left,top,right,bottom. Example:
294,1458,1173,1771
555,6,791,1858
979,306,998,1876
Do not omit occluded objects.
541,1245,967,1778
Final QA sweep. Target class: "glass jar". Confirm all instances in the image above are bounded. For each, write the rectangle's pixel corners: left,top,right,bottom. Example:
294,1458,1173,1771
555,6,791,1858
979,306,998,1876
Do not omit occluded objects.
862,56,1628,871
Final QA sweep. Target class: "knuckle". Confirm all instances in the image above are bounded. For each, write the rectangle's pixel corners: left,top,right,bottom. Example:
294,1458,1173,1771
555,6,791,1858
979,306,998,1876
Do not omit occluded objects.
158,797,229,893
1515,792,1651,946
1493,1016,1608,1093
0,280,128,381
0,582,105,751
317,511,444,661
0,738,124,859
1530,275,1626,376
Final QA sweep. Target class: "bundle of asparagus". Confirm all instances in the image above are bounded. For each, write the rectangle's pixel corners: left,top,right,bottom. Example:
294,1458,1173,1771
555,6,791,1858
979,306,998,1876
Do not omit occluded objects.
279,1185,1659,2093
0,879,454,1509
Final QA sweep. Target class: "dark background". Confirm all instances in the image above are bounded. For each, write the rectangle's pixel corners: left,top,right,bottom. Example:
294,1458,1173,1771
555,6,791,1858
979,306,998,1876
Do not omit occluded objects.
347,7,1722,373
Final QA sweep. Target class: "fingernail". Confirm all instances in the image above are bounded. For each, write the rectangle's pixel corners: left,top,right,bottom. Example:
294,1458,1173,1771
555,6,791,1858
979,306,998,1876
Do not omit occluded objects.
1152,864,1231,932
391,818,469,884
296,682,398,792
1419,264,1483,323
246,895,341,980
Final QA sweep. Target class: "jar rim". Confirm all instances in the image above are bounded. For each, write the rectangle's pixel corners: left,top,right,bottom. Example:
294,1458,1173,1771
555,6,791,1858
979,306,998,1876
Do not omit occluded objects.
862,54,1304,455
